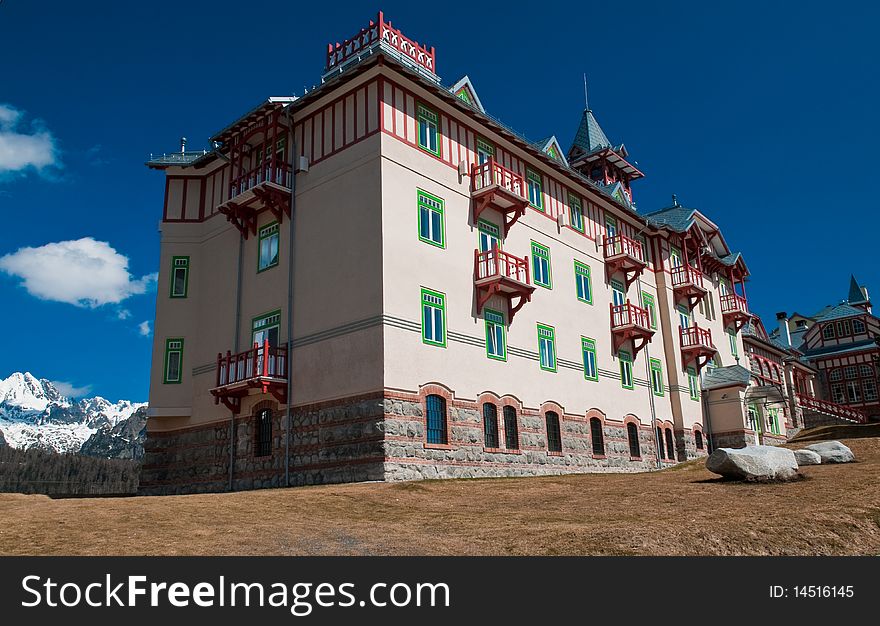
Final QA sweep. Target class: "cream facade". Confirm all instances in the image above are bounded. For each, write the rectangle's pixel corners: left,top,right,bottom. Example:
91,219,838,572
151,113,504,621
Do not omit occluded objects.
141,15,763,494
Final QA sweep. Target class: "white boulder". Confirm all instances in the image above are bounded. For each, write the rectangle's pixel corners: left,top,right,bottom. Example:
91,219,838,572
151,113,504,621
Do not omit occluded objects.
706,445,799,481
793,449,822,466
804,440,855,464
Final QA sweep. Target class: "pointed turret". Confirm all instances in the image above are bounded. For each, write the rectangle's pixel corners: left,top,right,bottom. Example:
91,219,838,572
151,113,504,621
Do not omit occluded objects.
567,106,643,207
847,275,871,312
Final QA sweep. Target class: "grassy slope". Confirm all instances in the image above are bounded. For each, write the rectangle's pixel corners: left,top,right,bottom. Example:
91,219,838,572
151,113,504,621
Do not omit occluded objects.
1,437,878,556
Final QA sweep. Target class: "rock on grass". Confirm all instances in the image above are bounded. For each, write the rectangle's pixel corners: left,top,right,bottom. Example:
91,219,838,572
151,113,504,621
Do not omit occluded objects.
706,446,799,481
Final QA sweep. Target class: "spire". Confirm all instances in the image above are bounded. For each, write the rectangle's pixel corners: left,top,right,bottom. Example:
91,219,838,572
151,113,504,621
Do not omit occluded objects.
848,274,868,304
569,108,611,158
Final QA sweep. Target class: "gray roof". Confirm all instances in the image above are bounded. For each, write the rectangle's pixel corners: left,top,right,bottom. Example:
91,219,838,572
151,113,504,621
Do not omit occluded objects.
570,109,611,156
701,365,752,391
813,303,866,322
644,204,696,232
802,338,878,358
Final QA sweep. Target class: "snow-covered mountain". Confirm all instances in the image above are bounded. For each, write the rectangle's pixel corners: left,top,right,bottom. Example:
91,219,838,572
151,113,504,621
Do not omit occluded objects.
0,372,146,455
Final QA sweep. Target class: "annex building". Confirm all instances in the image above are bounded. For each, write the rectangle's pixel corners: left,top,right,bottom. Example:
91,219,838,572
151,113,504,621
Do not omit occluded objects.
139,13,859,494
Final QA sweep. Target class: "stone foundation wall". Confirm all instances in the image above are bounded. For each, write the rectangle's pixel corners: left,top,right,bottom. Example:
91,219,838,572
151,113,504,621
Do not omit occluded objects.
711,429,751,449
139,393,386,495
383,392,661,480
141,387,687,494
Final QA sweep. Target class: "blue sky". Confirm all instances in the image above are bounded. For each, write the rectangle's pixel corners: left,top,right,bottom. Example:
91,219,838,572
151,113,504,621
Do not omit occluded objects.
1,0,878,401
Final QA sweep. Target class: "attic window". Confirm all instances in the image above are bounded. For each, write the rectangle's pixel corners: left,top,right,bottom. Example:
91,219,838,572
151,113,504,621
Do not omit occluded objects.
795,320,807,329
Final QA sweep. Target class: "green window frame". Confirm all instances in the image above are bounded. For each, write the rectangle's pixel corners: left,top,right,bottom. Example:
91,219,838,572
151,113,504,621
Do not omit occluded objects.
476,138,495,164
611,279,625,307
568,193,584,233
252,310,281,346
485,309,507,361
537,323,557,372
619,350,634,390
768,407,781,435
257,222,280,272
163,338,184,384
417,104,440,157
687,367,700,401
531,241,552,289
650,358,664,397
728,329,738,357
478,219,501,252
581,336,598,381
170,256,189,298
417,189,445,248
421,288,446,347
526,169,543,210
641,292,657,329
574,261,592,304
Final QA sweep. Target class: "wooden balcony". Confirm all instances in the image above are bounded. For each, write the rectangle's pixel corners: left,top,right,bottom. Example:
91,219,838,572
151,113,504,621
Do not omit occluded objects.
217,163,292,239
470,157,529,235
603,235,647,288
721,293,752,332
671,265,708,310
210,341,288,414
680,325,716,372
610,301,654,357
474,247,535,322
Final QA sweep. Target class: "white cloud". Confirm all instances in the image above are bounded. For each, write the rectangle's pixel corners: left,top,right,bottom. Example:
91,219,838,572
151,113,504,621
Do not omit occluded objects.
138,321,151,336
0,104,59,174
117,308,132,320
0,238,157,308
51,381,93,398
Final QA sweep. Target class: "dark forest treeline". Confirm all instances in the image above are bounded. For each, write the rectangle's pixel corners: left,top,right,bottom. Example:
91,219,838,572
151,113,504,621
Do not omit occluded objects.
0,446,139,495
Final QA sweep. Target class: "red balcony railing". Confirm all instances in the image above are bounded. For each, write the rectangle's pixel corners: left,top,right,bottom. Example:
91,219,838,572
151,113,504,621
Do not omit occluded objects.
795,393,866,424
680,325,714,349
671,265,704,289
720,293,749,315
610,301,651,330
474,247,530,285
603,234,644,263
230,163,292,198
216,341,288,388
471,157,526,198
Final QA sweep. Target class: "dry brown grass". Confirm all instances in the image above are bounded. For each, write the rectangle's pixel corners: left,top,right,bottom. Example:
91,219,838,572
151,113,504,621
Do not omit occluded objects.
1,437,878,556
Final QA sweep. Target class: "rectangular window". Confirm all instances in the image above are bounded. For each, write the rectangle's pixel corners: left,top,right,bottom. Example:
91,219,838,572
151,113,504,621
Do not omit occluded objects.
417,190,445,248
252,310,281,348
581,337,598,381
531,241,552,288
568,194,584,233
170,256,189,298
537,324,557,372
619,351,633,390
688,367,699,401
258,222,280,271
678,305,691,329
670,245,682,268
163,338,184,384
641,292,657,328
478,220,501,253
485,309,506,361
650,358,664,396
611,279,625,307
605,216,617,239
822,324,835,340
728,329,738,357
527,169,543,210
421,288,446,347
476,138,494,165
574,261,592,304
836,320,852,337
417,104,440,156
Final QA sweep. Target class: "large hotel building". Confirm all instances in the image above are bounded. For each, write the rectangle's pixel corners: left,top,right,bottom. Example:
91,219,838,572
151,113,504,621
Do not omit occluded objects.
140,13,861,494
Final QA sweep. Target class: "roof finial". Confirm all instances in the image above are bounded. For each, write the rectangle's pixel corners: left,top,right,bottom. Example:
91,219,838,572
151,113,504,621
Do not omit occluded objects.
583,73,589,111
672,193,679,207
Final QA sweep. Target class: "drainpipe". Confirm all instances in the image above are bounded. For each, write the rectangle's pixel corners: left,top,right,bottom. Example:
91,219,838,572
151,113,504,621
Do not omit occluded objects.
284,104,297,488
634,252,662,469
230,231,244,492
701,386,715,453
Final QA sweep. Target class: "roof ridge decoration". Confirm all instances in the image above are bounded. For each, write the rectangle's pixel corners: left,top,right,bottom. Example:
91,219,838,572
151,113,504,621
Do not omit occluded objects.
569,108,612,160
324,12,438,83
449,75,485,113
